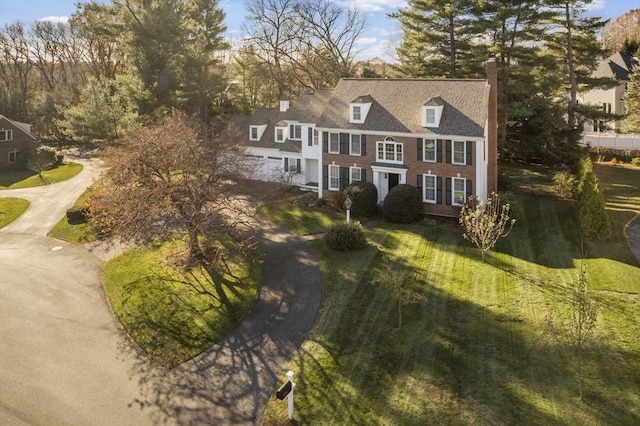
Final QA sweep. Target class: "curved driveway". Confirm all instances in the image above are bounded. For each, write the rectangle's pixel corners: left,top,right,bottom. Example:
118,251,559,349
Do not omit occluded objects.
0,157,322,425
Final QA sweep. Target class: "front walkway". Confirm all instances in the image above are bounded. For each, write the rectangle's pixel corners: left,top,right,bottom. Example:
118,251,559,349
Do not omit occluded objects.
624,214,640,265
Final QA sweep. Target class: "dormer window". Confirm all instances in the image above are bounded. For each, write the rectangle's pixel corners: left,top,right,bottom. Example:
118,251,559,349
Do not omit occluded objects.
249,124,267,141
350,95,373,123
289,124,302,140
275,126,286,142
422,97,444,128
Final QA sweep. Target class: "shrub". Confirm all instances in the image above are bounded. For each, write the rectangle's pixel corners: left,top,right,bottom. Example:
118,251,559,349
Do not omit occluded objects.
552,170,577,198
498,191,523,221
332,191,345,211
325,221,367,251
343,181,378,218
382,184,423,223
577,157,611,240
632,157,640,167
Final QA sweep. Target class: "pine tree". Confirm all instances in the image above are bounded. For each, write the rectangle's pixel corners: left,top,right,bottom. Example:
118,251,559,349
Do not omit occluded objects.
623,64,640,133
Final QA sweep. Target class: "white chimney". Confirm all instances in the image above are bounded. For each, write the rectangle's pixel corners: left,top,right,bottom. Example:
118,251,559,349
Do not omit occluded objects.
280,99,290,112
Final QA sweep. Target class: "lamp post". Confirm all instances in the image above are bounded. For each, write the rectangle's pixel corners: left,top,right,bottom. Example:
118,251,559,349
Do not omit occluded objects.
344,196,352,223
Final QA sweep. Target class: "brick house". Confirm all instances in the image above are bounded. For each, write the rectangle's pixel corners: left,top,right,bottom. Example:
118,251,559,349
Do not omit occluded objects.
231,59,498,217
0,115,39,173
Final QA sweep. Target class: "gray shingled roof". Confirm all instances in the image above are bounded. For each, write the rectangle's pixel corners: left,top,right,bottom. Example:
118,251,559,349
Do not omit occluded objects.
229,108,300,151
316,78,489,138
286,89,333,122
592,52,638,81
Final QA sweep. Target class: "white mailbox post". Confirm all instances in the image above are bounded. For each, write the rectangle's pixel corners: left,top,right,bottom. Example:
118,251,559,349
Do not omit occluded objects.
276,370,296,420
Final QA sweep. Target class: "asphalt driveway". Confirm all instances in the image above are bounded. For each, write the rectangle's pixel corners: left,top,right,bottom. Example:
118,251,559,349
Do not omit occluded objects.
0,157,322,425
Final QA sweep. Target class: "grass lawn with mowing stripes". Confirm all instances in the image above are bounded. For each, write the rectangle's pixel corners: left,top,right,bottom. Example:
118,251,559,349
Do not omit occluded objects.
0,197,30,229
262,162,640,425
0,162,83,189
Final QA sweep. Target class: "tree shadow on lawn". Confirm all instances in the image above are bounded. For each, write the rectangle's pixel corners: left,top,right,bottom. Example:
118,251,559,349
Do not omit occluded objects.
116,228,323,425
289,279,640,425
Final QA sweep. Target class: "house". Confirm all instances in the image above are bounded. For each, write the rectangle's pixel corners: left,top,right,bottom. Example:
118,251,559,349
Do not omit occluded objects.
0,115,39,173
581,52,638,132
231,59,498,218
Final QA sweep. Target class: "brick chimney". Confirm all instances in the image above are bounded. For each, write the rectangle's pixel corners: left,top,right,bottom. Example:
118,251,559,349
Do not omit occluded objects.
486,58,498,195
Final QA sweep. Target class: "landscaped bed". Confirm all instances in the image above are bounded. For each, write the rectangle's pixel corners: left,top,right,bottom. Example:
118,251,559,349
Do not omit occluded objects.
261,162,640,425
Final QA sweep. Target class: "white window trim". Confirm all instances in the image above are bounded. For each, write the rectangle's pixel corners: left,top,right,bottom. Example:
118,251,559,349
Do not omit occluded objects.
349,103,371,123
350,166,362,184
328,132,340,154
313,128,319,145
275,126,286,143
422,105,443,128
423,138,436,163
423,174,437,204
452,177,466,206
452,140,466,165
0,129,13,142
8,149,17,163
376,140,403,164
328,164,340,191
350,134,362,156
289,124,302,140
352,105,361,121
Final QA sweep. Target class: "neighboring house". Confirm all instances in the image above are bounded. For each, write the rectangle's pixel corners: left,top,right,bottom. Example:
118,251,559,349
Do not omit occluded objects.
231,59,498,218
0,115,39,173
581,52,638,132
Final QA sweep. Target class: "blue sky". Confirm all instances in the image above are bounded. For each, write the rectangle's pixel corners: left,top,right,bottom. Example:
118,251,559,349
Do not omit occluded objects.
0,0,637,61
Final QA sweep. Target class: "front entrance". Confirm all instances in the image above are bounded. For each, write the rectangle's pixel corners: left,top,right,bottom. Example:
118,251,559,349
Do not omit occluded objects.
388,173,399,191
374,170,405,203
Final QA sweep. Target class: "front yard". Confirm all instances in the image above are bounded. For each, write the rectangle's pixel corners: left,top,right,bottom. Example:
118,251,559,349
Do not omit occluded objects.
262,162,640,425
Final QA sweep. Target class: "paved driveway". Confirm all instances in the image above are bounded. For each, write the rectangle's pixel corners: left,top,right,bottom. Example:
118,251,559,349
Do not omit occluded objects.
0,157,322,425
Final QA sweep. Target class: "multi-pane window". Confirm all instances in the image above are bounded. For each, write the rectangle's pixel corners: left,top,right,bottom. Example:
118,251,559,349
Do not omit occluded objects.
350,134,361,156
289,124,302,140
425,108,436,125
313,128,319,145
250,126,259,141
453,177,466,206
328,165,340,190
423,174,436,203
453,140,466,164
0,129,12,141
423,139,436,162
8,150,17,163
285,157,300,173
329,132,340,153
350,167,362,184
352,106,361,121
275,127,285,142
377,138,403,163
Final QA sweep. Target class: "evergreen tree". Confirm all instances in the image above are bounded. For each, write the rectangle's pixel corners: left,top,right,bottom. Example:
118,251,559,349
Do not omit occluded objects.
392,0,480,78
623,65,640,133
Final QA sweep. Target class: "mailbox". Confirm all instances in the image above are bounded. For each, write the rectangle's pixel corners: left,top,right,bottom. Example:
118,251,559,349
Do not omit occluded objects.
276,380,292,400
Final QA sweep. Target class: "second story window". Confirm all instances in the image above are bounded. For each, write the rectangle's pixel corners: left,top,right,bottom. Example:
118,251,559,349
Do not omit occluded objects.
329,132,340,154
313,128,319,145
350,134,361,156
275,127,285,142
376,137,403,163
289,124,302,140
423,139,436,162
250,126,259,141
453,140,466,165
0,129,14,141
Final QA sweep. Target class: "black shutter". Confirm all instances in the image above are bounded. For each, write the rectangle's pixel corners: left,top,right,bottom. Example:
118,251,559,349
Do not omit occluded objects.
417,174,423,189
446,178,452,205
466,179,473,201
361,169,366,182
361,135,367,156
308,127,312,146
323,165,328,189
445,140,452,163
417,138,423,161
437,140,443,163
340,167,349,190
323,132,328,152
340,133,349,154
466,141,473,165
437,177,443,204
296,159,301,173
284,158,289,171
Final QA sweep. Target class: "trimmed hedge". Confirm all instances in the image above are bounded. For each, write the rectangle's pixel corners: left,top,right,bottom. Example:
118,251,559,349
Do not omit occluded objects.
577,157,610,240
325,221,368,251
343,181,378,218
382,184,422,223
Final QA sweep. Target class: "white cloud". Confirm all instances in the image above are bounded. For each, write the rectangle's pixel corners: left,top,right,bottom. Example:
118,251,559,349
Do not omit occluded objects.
38,16,69,24
356,37,378,45
585,0,606,11
336,0,406,13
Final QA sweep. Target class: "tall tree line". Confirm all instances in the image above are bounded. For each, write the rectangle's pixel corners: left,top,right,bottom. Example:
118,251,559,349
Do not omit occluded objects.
393,0,616,168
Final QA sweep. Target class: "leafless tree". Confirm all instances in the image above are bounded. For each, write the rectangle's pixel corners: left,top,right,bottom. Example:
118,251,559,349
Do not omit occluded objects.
602,9,640,55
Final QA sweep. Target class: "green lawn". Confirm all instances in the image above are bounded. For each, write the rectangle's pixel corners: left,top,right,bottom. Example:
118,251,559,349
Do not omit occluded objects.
0,197,30,229
257,201,344,235
262,163,640,425
102,237,260,368
47,187,100,244
0,163,83,189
